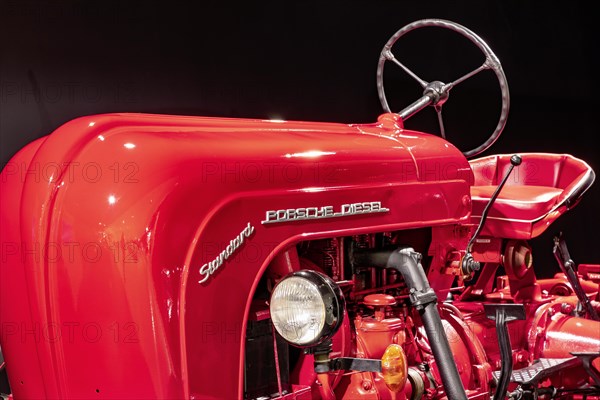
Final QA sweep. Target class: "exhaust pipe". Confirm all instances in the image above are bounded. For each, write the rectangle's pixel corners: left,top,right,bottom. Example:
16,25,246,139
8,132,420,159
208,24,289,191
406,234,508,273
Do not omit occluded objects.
351,247,468,400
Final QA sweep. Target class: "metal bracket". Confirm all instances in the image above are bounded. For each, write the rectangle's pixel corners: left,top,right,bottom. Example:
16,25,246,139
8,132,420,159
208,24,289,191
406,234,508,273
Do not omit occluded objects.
314,356,382,374
409,287,438,310
331,357,382,373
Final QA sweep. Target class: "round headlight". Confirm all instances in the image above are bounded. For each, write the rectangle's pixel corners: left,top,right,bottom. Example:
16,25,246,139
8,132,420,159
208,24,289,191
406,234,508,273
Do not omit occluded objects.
269,270,345,347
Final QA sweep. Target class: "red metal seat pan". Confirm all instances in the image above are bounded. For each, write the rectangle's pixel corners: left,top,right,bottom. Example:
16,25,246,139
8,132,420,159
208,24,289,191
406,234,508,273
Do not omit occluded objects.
469,153,595,239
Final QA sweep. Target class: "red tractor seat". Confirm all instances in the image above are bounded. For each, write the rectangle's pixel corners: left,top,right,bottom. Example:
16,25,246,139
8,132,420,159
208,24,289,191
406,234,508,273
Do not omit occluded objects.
469,153,595,239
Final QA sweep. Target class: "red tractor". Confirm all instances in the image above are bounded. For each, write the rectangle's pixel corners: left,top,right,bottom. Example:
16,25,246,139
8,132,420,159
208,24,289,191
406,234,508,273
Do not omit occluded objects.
1,19,598,399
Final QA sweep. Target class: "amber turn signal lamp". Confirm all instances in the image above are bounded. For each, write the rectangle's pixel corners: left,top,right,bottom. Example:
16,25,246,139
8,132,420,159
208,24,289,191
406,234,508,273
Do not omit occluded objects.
381,344,408,392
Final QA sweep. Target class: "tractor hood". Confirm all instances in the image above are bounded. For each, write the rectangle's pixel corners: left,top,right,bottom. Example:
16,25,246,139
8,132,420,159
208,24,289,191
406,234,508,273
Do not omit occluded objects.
0,112,473,398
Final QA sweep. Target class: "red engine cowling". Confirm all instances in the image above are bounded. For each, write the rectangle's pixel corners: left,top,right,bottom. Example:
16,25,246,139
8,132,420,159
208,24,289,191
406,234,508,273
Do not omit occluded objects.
0,113,474,399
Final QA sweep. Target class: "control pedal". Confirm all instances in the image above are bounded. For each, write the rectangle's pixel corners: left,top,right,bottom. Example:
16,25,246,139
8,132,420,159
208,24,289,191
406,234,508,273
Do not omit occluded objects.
493,357,580,385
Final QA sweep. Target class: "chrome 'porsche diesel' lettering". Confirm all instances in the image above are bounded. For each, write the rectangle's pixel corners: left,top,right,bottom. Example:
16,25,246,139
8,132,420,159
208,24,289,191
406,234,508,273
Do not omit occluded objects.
199,222,255,284
261,201,390,224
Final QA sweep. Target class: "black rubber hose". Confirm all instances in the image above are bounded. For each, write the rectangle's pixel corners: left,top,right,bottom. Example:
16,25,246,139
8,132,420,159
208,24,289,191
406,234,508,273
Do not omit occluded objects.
351,247,468,400
493,311,512,400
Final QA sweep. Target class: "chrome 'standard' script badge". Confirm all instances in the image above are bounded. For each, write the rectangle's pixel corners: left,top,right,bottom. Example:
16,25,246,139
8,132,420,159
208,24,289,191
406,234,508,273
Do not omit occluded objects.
262,201,390,224
199,222,255,284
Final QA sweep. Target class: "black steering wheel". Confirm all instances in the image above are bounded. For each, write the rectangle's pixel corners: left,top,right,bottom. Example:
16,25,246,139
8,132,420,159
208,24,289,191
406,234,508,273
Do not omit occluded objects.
376,19,510,158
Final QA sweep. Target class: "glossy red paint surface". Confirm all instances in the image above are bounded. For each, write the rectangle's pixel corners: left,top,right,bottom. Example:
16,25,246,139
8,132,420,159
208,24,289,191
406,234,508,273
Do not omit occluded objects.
470,153,594,239
2,112,598,399
0,113,473,398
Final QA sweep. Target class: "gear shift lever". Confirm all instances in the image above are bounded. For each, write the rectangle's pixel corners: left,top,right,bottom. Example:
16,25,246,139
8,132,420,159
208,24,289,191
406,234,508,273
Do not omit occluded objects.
462,154,522,275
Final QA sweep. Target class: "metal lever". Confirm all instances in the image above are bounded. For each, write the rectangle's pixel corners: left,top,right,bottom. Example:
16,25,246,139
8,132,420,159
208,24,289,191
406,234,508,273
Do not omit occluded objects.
485,304,526,400
570,352,600,386
553,234,599,321
462,154,522,275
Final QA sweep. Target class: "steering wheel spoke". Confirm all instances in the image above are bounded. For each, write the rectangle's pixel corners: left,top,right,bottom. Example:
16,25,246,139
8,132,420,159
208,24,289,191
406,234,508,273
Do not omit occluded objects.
376,19,510,158
435,105,446,139
445,61,489,91
383,50,428,88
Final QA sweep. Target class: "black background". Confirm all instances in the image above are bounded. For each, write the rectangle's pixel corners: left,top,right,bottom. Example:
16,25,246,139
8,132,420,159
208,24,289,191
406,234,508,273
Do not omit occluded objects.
1,1,598,276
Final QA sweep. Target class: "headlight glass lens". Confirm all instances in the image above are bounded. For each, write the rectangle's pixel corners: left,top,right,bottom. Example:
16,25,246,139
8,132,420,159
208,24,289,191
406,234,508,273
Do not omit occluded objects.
270,276,326,346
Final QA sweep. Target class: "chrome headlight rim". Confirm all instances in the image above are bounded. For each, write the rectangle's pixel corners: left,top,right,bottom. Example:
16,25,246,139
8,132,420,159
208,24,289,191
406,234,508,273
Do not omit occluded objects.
269,269,345,348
